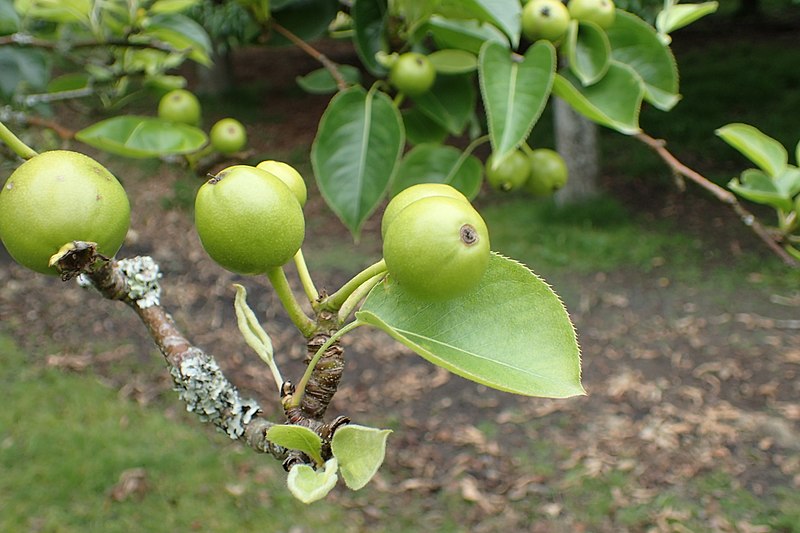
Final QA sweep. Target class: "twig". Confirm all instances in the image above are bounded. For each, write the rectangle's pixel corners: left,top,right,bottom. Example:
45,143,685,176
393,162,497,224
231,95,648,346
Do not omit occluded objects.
25,116,76,140
271,22,349,91
81,255,289,458
0,33,187,55
635,132,800,268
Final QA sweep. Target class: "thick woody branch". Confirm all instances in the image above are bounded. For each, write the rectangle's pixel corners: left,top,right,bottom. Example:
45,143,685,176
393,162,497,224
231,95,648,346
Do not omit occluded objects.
81,255,288,460
636,132,800,268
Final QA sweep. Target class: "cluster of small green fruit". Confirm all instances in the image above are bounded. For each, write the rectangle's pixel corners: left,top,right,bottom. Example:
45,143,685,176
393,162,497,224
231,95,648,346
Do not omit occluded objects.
157,89,248,155
485,147,569,196
0,149,491,303
523,0,616,43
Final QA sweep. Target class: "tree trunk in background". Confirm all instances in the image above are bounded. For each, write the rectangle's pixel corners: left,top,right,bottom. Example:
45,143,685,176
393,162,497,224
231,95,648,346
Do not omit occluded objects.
196,49,234,96
553,97,600,205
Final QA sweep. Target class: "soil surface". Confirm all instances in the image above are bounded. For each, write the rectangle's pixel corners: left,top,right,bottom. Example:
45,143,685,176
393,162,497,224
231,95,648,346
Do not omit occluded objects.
2,32,799,532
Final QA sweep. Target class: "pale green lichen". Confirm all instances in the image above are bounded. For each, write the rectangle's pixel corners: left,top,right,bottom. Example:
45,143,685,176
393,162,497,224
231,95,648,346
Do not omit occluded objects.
117,256,162,308
170,348,260,439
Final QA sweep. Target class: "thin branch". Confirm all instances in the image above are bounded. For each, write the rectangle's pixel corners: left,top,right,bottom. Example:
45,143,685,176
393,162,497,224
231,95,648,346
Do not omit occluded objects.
24,116,76,140
81,255,289,459
635,132,800,268
0,33,187,55
271,22,349,91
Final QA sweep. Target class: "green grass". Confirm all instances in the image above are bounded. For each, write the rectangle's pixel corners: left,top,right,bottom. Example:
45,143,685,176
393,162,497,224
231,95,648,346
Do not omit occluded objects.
0,334,350,533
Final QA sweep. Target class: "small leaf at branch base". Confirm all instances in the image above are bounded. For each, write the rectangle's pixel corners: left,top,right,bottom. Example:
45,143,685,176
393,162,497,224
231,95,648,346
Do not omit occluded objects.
266,425,324,465
716,123,788,178
233,284,276,369
287,458,339,504
357,253,584,398
428,49,478,74
727,169,793,212
331,425,392,490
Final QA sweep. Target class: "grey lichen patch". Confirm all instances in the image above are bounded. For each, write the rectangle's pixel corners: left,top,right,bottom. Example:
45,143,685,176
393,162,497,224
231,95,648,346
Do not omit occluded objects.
117,256,162,308
170,348,260,440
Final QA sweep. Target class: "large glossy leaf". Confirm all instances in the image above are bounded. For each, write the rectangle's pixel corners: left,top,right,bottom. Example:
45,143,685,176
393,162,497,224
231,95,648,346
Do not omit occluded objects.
296,65,362,94
553,63,643,135
14,0,90,24
412,73,476,136
426,15,508,55
331,425,391,491
716,123,788,178
479,40,556,163
0,0,20,35
564,20,610,86
391,144,483,199
441,0,521,48
311,86,404,238
357,254,584,398
75,116,208,158
352,0,389,76
141,13,213,65
728,169,793,212
656,1,718,34
270,0,339,43
402,107,449,146
0,47,49,100
606,10,679,111
287,459,338,504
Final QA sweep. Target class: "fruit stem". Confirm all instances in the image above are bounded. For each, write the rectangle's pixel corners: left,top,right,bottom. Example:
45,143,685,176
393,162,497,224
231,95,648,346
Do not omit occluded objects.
290,320,363,408
337,272,385,324
265,266,318,338
293,248,319,304
393,92,406,107
0,120,38,160
322,259,387,312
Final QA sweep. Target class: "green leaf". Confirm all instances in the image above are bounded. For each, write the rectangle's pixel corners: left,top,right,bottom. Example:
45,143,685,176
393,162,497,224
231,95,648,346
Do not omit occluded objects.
716,123,788,178
796,139,800,167
0,47,49,100
311,86,404,238
266,425,324,465
552,63,643,135
149,0,199,14
14,0,90,24
141,13,213,66
775,166,800,198
233,284,280,377
46,73,89,93
75,116,208,158
451,0,521,48
270,0,339,42
0,0,20,35
391,143,482,199
426,15,508,55
402,107,449,146
605,10,680,111
412,73,476,136
656,1,718,34
296,65,362,94
564,20,610,86
352,0,388,76
428,49,478,74
479,40,556,163
331,425,391,490
287,458,338,504
357,253,584,398
728,169,793,212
